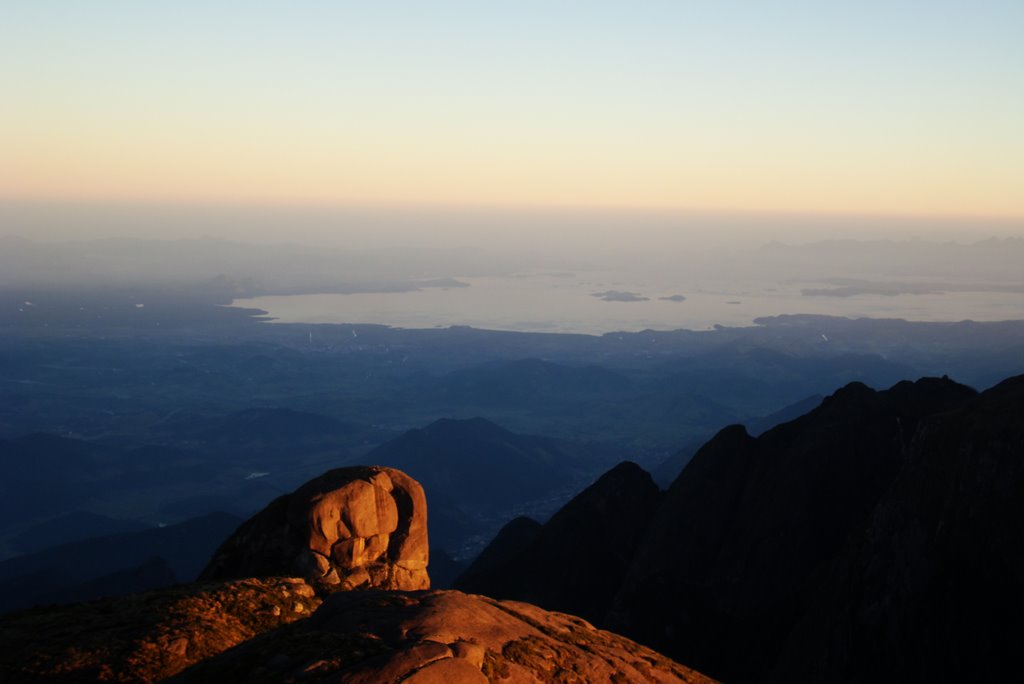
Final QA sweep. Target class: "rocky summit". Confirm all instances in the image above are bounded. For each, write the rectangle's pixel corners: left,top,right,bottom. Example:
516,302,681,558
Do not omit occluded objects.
200,465,430,591
0,583,715,683
173,589,716,683
0,462,716,683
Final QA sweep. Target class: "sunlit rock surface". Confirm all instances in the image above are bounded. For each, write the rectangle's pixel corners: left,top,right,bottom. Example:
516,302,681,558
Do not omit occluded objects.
175,589,717,683
1,584,717,683
0,577,321,683
200,466,429,591
0,450,721,683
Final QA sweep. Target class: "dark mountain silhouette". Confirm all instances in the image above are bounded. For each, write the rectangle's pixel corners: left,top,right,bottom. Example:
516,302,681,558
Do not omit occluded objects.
8,511,151,554
456,461,661,624
369,417,586,512
0,434,111,523
654,347,916,415
460,374,1024,682
35,556,178,607
438,357,633,405
649,438,705,489
0,433,221,535
454,516,541,592
366,417,596,554
423,546,467,590
421,357,690,455
609,376,976,682
745,393,824,436
5,368,1024,682
156,407,365,447
771,374,1024,683
0,511,241,612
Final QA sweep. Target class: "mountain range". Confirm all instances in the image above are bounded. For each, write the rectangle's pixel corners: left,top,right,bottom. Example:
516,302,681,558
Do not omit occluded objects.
2,372,1023,682
459,374,1024,683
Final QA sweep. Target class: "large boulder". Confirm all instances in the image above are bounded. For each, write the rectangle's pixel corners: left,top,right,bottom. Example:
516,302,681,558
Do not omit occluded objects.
200,466,429,591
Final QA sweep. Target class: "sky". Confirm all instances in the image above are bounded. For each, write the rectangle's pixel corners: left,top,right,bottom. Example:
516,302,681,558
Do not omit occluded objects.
3,1,1023,224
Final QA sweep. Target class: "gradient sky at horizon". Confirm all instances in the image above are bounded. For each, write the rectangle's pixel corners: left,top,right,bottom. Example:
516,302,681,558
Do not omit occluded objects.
3,1,1023,220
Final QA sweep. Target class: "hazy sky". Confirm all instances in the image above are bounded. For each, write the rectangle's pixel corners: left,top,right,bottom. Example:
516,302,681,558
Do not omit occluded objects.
3,1,1023,219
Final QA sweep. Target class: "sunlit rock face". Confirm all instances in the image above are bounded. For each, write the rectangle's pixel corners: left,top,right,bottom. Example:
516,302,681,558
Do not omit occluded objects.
0,577,322,683
175,589,718,683
200,466,429,591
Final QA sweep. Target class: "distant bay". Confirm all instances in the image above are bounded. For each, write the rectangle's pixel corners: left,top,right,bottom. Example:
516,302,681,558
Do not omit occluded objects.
230,273,1024,335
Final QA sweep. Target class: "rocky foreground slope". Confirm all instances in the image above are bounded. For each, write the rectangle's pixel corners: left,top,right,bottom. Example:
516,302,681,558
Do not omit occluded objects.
173,589,713,683
0,577,321,682
0,465,714,683
0,580,714,683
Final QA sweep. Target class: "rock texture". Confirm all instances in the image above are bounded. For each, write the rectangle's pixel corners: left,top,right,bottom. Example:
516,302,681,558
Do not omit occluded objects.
201,466,429,591
0,576,321,683
0,583,716,683
456,461,662,624
0,461,721,683
174,589,716,683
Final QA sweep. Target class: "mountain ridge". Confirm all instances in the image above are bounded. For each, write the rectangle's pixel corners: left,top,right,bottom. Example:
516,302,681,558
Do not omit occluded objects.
4,373,1023,682
461,374,1021,683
